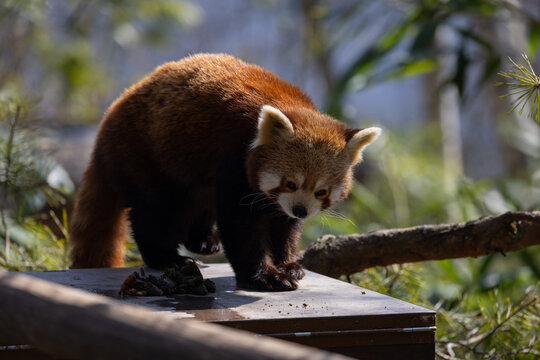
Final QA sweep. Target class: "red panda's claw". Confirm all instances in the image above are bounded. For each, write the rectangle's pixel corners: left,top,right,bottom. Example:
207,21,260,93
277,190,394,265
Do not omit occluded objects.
277,262,305,280
239,269,298,292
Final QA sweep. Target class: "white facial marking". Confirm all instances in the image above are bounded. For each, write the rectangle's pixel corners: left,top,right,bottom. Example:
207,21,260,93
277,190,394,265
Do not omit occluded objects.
329,185,344,204
259,171,281,192
277,190,322,220
304,191,323,218
277,193,294,218
295,173,305,187
315,178,327,190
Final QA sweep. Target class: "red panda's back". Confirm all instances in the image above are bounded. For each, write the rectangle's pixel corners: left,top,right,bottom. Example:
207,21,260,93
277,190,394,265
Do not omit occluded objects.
93,54,317,186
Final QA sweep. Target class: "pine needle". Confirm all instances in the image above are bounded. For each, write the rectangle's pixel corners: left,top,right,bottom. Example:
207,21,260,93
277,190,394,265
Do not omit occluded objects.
498,53,540,123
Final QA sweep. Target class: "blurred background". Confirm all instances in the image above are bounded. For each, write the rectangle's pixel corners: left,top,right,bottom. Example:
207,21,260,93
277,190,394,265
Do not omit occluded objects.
1,1,539,357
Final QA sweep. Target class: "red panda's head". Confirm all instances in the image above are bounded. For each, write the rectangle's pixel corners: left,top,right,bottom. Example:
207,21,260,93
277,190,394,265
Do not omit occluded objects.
246,105,381,220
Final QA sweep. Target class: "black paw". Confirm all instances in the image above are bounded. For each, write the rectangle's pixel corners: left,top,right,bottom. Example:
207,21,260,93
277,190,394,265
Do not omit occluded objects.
172,255,200,270
277,262,305,280
145,254,197,271
238,269,298,292
195,240,222,255
184,228,222,255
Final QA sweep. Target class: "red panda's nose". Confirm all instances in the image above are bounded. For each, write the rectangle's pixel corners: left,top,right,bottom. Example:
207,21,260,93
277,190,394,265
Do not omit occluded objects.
292,205,308,218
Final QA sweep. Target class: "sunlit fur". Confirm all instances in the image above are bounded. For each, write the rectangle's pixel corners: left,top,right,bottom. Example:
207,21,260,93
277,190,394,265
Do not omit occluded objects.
251,105,294,148
346,127,382,164
258,171,281,192
251,105,380,219
69,53,380,291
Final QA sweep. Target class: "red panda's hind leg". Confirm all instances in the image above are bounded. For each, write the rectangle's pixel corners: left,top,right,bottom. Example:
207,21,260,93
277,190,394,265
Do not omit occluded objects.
127,187,194,269
184,210,222,255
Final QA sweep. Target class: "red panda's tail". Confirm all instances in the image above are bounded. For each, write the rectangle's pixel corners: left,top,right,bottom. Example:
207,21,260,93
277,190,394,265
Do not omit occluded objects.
69,159,128,268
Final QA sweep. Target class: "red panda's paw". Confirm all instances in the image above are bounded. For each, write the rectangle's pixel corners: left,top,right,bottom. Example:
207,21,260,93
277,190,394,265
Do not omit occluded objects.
171,255,201,270
201,241,222,255
184,226,222,255
185,239,222,255
144,254,197,270
277,262,305,280
239,269,298,292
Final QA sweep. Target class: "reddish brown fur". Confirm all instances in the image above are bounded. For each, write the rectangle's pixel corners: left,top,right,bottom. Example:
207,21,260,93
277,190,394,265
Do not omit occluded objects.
69,54,362,274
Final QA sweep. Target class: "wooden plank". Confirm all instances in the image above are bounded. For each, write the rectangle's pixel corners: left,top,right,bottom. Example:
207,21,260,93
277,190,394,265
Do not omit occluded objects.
0,269,352,360
20,264,436,357
23,264,434,323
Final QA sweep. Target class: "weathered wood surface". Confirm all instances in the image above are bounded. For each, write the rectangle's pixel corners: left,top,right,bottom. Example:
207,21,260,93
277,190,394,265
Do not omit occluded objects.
300,211,540,278
14,264,436,358
21,264,435,332
0,269,353,360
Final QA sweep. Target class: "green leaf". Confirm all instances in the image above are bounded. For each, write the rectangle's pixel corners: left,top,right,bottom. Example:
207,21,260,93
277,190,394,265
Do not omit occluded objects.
453,44,469,97
529,20,540,58
0,217,41,249
386,58,438,80
437,259,462,282
379,20,411,51
410,21,438,56
326,20,413,117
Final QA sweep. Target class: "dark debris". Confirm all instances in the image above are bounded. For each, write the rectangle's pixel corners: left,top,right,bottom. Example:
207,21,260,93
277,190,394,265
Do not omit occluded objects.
119,263,216,296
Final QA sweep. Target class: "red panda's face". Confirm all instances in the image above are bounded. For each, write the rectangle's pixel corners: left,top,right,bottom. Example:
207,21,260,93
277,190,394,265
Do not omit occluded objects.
256,169,351,219
247,105,381,220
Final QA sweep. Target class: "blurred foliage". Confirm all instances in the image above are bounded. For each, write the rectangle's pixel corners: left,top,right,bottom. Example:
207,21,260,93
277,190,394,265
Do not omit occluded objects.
0,0,201,268
300,0,540,119
303,110,540,359
300,8,540,352
351,264,539,359
304,120,539,242
0,93,73,270
0,0,202,124
0,209,71,271
0,1,539,358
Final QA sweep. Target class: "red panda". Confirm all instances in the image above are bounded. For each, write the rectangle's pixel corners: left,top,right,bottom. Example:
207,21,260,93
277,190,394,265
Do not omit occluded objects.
69,53,380,291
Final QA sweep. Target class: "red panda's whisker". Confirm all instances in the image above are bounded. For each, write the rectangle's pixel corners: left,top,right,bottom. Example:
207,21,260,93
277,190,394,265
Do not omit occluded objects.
238,192,267,206
322,209,356,227
317,214,330,229
260,202,279,211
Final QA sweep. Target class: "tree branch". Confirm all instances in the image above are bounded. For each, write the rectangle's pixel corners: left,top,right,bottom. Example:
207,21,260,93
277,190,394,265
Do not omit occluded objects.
300,211,540,278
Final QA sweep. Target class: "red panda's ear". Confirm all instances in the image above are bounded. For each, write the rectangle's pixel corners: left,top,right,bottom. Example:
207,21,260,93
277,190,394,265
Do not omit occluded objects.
252,105,295,148
345,127,381,165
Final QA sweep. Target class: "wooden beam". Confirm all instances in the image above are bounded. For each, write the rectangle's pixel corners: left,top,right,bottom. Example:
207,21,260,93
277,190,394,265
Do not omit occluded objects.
0,270,351,360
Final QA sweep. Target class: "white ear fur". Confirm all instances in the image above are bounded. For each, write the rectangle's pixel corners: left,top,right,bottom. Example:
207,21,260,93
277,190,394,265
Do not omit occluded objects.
346,127,381,164
251,105,295,148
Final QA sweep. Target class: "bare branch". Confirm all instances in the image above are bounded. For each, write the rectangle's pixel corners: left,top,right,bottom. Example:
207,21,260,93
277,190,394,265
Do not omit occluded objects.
300,211,540,278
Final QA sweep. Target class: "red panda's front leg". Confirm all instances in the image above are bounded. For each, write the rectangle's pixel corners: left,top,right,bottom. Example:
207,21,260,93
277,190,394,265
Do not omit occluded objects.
216,154,298,291
269,217,306,281
216,193,298,291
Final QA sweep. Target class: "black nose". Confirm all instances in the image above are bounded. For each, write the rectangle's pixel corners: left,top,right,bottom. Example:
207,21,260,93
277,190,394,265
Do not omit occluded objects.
292,205,308,218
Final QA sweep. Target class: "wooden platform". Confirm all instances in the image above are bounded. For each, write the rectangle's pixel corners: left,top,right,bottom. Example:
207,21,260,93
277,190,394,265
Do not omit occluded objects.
21,264,435,359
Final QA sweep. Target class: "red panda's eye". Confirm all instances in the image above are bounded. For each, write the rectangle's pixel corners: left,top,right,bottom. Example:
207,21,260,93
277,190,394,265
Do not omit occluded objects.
286,181,297,191
315,189,327,198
